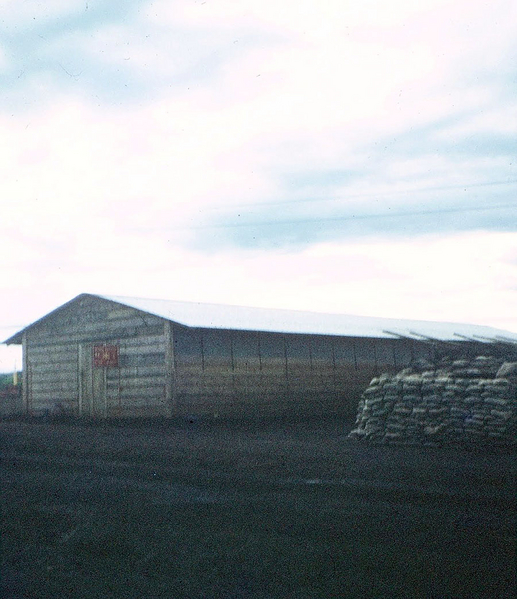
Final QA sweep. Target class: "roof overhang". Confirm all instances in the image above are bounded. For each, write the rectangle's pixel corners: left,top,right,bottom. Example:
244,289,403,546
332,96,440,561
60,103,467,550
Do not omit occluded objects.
3,294,95,345
4,293,517,346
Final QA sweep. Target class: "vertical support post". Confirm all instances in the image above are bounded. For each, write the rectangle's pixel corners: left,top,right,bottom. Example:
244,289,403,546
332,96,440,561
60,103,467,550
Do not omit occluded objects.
283,336,289,394
392,339,398,369
164,321,176,417
117,353,122,416
103,367,108,418
22,333,29,415
230,332,236,392
90,346,94,415
257,333,262,372
78,344,83,416
332,337,337,389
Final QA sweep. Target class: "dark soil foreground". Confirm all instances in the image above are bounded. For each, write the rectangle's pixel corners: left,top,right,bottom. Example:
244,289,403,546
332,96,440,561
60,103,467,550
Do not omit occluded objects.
1,416,515,599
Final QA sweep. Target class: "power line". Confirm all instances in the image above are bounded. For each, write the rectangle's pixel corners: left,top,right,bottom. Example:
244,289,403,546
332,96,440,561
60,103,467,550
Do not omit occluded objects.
182,202,516,231
202,178,517,212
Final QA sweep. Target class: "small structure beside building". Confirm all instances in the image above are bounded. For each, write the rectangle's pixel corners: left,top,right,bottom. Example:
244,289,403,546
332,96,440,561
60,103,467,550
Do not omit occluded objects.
4,293,517,419
0,378,22,417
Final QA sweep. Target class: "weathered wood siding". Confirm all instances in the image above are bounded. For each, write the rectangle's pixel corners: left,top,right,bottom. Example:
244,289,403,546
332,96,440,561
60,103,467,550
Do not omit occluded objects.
171,326,434,418
19,295,435,419
23,296,169,417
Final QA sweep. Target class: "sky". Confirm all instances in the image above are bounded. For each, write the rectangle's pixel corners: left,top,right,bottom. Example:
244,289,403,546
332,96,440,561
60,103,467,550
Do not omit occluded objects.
1,0,516,371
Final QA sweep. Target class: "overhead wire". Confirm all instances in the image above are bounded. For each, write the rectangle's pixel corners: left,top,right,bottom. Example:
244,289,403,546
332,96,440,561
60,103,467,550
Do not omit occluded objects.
199,178,517,213
181,202,517,230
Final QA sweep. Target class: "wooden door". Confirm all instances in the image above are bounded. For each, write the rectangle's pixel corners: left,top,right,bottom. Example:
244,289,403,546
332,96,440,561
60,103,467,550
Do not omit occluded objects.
79,344,107,417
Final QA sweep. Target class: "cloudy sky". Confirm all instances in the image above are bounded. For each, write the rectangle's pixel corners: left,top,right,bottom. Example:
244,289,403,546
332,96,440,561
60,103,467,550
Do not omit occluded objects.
1,0,516,370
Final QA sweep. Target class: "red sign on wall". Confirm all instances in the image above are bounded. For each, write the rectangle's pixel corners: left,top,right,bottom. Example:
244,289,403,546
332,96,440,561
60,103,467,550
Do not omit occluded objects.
93,345,119,367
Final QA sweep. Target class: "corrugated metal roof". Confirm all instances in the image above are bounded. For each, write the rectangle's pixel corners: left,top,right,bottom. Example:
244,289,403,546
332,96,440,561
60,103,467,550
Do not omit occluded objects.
98,294,517,343
4,293,517,344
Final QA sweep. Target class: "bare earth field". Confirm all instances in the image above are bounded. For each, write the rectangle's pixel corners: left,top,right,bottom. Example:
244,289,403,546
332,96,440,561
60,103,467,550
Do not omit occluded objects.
1,416,515,598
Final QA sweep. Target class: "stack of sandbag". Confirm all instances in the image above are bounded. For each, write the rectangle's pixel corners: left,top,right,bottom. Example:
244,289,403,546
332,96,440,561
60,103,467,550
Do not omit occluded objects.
349,356,517,446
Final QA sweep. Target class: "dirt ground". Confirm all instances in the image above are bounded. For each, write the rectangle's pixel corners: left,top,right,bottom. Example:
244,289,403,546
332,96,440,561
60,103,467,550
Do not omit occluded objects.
1,416,515,598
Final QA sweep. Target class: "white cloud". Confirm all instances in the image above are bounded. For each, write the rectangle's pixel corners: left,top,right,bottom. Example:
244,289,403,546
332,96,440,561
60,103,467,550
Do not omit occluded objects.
0,0,83,25
1,228,516,371
1,0,516,373
0,44,8,70
156,0,454,33
3,228,517,326
434,104,517,139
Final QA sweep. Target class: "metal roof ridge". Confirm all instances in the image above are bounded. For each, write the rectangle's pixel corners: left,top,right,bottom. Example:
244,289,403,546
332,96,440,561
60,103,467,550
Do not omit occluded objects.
3,292,517,344
98,293,491,328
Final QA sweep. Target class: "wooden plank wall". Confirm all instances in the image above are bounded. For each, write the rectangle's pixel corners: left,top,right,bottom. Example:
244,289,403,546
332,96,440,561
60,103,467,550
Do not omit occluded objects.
22,294,435,419
24,296,168,417
172,326,435,419
25,339,79,414
105,333,167,417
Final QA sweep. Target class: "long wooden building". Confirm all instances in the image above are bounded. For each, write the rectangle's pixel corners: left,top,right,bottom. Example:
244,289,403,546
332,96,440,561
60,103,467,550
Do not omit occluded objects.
4,293,517,419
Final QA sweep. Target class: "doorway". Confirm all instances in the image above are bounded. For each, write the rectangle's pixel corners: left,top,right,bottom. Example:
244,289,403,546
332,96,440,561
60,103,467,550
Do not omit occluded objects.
79,344,107,417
